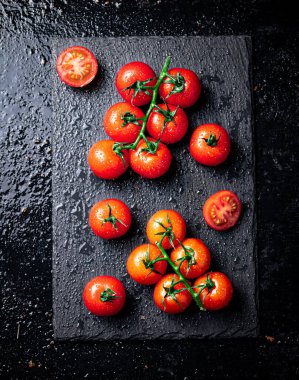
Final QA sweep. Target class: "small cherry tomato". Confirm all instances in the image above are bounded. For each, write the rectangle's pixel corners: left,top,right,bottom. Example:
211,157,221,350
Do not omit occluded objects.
56,46,98,88
129,138,172,179
170,238,211,279
146,209,186,250
190,123,231,166
116,61,157,106
159,68,201,108
203,190,242,231
193,272,233,310
146,103,188,144
127,244,167,285
88,140,129,180
89,198,131,239
103,102,145,143
83,275,126,316
153,274,192,314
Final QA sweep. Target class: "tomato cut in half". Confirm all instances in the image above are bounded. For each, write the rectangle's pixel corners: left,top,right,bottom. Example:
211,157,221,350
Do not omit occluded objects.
203,190,242,231
56,46,98,87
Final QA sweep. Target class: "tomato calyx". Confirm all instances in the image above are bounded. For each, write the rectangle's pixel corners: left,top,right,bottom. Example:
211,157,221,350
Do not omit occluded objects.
154,214,176,249
123,77,157,104
175,241,197,274
193,274,215,298
100,287,119,302
102,203,127,230
202,133,221,147
139,138,160,155
164,72,185,98
161,276,186,311
120,112,142,127
154,103,179,134
142,245,165,276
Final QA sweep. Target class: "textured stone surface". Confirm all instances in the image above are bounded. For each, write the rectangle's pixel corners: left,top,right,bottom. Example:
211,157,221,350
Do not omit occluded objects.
52,36,257,340
0,0,298,378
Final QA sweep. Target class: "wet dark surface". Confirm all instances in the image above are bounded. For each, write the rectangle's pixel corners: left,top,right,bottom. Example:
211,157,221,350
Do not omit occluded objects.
0,0,298,378
53,36,256,340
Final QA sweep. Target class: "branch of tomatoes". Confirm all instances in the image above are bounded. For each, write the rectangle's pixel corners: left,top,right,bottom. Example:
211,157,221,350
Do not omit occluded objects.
154,227,208,311
112,56,171,160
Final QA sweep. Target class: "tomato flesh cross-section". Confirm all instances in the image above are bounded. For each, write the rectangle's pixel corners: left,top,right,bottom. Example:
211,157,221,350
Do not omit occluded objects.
56,46,98,88
203,190,242,231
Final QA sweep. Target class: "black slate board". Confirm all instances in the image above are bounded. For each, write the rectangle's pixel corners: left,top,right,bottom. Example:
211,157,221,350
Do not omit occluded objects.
52,36,257,340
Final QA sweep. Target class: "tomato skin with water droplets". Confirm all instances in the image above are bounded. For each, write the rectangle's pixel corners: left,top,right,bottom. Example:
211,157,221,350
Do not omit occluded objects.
127,244,167,285
116,61,157,106
129,138,172,179
83,276,126,316
190,123,231,166
104,102,144,143
146,210,186,250
159,68,201,108
194,272,233,310
170,238,211,279
56,46,98,87
89,198,132,239
153,274,192,314
146,104,189,144
88,140,129,180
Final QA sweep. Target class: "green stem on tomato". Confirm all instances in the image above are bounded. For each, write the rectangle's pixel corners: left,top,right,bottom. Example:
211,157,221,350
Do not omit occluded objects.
113,56,171,157
156,231,206,311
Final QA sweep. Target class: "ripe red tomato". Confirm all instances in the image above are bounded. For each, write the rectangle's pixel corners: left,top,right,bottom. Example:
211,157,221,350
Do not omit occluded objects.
103,102,145,143
89,198,131,239
56,46,98,88
127,244,167,285
146,210,186,250
170,238,211,279
193,272,233,310
83,275,126,316
88,140,129,180
146,104,189,144
116,61,157,106
159,68,201,108
129,138,172,179
153,274,192,314
203,190,242,231
190,123,231,166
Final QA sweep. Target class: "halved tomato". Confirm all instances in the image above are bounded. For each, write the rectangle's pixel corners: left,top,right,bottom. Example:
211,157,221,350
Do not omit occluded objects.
56,46,98,87
203,190,242,231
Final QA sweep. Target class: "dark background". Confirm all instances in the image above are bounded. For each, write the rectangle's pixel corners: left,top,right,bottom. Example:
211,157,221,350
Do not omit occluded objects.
0,0,298,379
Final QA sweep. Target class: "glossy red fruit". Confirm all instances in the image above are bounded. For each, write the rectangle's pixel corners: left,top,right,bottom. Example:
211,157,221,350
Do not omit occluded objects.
129,138,172,179
193,272,233,310
159,68,201,108
170,238,211,279
56,46,98,87
190,123,231,166
83,275,126,316
116,61,157,106
89,198,132,239
146,209,186,250
127,244,167,285
153,274,192,314
203,190,242,231
88,140,129,180
103,102,145,143
146,104,188,144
